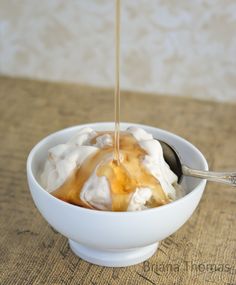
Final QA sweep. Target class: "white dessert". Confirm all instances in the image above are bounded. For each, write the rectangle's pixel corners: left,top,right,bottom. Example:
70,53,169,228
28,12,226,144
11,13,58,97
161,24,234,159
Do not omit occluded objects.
40,127,181,211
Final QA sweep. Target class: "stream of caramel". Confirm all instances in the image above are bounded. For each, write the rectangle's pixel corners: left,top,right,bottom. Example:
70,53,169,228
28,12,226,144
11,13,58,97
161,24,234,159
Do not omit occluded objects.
114,0,121,163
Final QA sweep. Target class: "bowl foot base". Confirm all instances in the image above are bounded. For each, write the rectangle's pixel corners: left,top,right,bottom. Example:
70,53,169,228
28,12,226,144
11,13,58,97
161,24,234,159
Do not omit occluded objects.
69,239,158,267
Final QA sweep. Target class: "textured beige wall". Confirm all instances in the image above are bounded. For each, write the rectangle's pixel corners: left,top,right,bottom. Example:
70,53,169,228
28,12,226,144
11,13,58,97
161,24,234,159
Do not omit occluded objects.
0,0,236,102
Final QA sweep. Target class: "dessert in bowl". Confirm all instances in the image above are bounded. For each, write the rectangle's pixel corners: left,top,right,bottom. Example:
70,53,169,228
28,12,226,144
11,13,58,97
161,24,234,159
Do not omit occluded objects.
27,122,208,267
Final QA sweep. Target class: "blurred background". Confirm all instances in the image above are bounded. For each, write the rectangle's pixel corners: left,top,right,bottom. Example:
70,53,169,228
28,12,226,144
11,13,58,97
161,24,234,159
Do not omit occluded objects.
0,0,236,102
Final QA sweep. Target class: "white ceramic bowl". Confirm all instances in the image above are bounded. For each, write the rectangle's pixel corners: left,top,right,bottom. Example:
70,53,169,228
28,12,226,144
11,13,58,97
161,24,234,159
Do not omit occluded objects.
27,122,208,267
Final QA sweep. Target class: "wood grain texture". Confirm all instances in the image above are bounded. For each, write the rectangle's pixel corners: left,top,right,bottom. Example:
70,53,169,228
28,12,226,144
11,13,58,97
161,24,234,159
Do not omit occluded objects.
0,76,235,285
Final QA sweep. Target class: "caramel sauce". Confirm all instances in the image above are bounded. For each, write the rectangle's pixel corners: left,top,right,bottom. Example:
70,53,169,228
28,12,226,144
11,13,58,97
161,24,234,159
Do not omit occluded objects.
50,1,171,211
52,132,170,211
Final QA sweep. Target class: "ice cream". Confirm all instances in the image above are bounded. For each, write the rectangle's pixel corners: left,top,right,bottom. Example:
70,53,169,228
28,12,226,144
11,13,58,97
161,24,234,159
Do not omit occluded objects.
40,127,182,211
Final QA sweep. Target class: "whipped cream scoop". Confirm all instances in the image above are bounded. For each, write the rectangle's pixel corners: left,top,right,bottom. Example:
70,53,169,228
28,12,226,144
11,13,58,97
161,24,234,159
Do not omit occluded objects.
40,127,181,211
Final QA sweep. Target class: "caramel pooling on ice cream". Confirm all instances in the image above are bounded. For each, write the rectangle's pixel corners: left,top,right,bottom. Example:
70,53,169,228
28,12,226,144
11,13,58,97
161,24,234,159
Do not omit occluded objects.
51,132,170,211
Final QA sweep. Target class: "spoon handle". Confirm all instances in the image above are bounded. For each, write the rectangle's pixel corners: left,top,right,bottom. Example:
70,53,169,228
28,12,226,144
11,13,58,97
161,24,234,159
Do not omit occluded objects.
182,165,236,187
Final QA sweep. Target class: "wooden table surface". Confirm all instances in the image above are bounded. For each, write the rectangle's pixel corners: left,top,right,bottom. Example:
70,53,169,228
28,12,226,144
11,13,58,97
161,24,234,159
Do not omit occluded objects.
0,76,236,285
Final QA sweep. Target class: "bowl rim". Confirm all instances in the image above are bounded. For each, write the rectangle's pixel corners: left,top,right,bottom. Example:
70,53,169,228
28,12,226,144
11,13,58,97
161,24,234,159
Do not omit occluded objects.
27,122,208,216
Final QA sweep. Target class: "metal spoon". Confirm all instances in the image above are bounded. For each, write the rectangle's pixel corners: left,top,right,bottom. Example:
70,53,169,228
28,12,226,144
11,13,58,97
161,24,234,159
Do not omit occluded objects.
158,140,236,187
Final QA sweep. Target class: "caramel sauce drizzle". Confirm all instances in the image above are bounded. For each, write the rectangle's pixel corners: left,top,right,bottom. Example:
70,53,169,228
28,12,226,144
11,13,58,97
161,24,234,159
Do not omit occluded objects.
51,2,171,211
